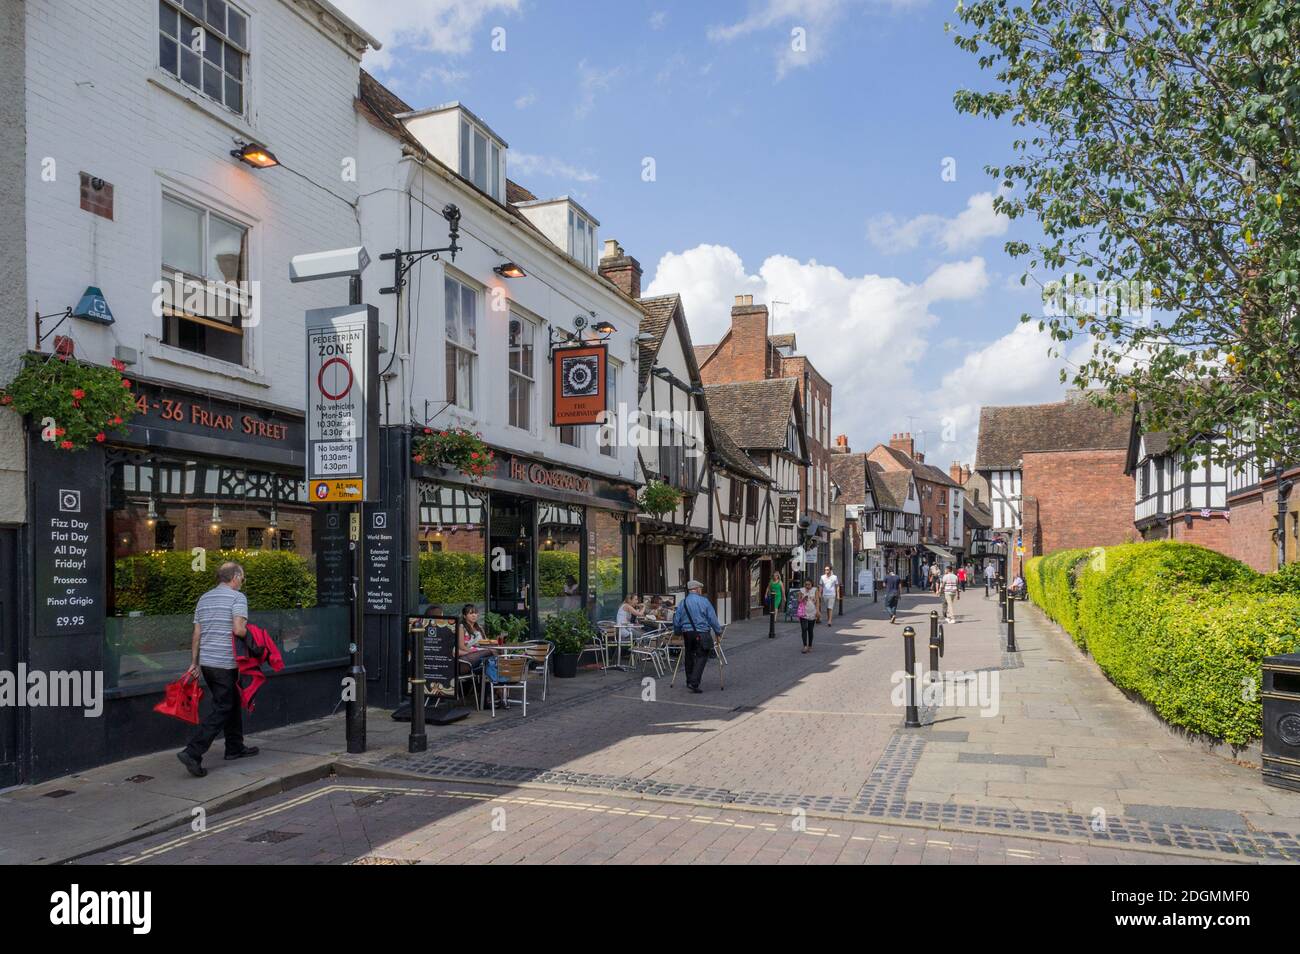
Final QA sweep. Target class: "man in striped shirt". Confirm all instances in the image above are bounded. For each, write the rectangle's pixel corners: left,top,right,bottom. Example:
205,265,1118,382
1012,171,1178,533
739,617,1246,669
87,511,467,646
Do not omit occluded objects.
178,562,258,777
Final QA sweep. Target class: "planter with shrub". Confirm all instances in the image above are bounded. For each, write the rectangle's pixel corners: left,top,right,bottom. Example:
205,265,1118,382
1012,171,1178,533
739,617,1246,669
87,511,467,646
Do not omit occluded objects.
543,610,593,678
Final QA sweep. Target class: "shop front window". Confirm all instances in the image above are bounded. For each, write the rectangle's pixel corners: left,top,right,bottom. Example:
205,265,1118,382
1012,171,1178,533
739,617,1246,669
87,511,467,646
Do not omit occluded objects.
417,481,487,617
106,455,350,691
590,509,625,621
537,503,584,620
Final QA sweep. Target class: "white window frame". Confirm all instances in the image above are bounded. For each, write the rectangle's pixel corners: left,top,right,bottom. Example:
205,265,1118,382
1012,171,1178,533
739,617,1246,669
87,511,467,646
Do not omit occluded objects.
600,358,620,458
507,311,536,432
567,207,597,269
158,0,250,118
459,117,503,201
444,272,480,413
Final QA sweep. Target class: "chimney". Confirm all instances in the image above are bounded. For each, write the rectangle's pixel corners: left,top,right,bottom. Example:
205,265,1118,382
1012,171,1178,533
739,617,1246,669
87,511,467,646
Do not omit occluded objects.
599,239,641,299
950,462,964,485
706,293,768,383
963,465,971,484
889,432,915,459
831,434,850,454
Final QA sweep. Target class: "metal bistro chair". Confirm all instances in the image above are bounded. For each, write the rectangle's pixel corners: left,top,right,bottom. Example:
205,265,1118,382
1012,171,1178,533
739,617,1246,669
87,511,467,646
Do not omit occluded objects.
521,639,554,701
483,651,529,716
629,622,670,677
595,620,627,670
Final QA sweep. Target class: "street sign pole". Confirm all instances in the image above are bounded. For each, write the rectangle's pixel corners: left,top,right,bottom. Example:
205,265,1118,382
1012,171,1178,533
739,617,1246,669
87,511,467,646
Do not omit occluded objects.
346,277,366,754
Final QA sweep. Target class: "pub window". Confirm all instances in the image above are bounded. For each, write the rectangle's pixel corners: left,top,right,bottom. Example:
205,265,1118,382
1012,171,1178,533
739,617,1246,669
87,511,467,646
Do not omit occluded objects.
159,0,248,115
106,456,348,692
728,481,743,519
160,193,250,365
444,274,478,412
745,483,759,523
507,313,535,431
600,359,619,457
559,426,582,448
247,526,264,549
277,529,295,552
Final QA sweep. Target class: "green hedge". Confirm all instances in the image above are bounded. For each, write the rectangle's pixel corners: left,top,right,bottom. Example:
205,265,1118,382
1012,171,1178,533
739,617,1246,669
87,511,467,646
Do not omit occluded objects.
114,549,316,616
418,550,624,606
1024,541,1300,745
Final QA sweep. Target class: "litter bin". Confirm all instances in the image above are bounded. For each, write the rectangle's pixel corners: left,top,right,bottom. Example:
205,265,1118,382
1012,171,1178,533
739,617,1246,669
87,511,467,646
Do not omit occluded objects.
1262,652,1300,792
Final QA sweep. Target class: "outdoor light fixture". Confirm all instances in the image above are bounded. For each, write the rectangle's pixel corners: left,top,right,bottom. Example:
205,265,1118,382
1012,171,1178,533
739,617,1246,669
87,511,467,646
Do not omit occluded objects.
210,504,223,533
591,319,616,337
380,204,462,295
268,504,279,529
493,262,526,279
145,497,158,528
231,141,279,169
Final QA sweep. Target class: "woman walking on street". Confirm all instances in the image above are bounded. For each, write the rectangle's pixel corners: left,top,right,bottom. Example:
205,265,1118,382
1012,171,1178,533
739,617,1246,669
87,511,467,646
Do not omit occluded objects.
796,579,820,653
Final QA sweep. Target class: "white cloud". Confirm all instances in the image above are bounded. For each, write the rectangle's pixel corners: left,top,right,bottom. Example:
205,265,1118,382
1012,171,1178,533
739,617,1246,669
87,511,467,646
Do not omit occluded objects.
868,191,1010,254
644,244,990,457
649,11,668,29
514,91,537,110
332,0,521,70
508,152,599,184
420,65,469,87
575,60,623,119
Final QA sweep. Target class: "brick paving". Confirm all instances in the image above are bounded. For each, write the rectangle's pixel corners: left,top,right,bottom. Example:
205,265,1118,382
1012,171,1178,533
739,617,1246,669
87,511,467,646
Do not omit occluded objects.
65,589,1300,864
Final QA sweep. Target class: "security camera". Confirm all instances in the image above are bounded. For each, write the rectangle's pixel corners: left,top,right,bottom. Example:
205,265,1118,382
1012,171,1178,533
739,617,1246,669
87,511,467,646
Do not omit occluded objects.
290,246,371,283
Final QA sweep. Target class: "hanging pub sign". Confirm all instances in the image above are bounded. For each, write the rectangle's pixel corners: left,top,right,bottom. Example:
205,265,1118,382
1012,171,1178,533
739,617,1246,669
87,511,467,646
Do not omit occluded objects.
778,494,799,527
304,304,380,502
551,342,607,427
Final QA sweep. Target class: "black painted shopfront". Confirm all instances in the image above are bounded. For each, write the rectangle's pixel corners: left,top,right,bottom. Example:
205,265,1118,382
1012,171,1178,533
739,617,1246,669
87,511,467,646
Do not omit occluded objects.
19,376,350,783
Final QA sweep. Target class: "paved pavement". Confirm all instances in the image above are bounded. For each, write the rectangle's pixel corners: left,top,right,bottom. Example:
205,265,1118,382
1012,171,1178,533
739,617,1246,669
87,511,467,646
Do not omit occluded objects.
11,588,1300,863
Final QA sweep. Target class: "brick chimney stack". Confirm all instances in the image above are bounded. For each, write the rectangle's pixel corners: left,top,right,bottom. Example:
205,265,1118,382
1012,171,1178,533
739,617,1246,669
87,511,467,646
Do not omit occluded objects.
831,434,850,454
726,294,771,381
889,432,915,459
598,239,642,299
950,462,965,485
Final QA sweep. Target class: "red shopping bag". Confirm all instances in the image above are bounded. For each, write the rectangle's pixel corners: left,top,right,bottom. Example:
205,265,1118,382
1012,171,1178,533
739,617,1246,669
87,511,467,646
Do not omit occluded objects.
153,672,203,725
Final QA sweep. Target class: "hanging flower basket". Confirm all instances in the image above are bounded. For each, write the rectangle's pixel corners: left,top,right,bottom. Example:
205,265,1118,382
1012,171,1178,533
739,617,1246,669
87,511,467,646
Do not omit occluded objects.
0,352,137,451
411,427,496,480
639,479,682,517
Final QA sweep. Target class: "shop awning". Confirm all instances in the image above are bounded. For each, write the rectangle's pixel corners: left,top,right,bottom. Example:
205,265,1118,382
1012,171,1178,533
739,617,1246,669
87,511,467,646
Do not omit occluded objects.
924,545,955,561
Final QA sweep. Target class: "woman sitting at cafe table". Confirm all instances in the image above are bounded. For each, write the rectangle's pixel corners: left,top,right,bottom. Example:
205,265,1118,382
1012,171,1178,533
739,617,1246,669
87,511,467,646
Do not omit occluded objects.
456,604,499,674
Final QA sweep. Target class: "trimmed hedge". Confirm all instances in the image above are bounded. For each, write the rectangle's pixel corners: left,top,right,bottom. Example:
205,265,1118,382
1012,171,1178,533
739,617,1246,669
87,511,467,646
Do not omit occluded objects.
114,549,317,616
418,550,624,607
1024,541,1300,745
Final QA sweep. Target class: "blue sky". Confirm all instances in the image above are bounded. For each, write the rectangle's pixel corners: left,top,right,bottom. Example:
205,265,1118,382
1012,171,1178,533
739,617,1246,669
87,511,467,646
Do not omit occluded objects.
338,0,1082,466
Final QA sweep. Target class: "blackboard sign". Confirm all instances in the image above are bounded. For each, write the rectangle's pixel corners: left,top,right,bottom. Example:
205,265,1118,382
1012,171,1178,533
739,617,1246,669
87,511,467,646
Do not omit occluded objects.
778,494,798,527
313,506,349,606
32,441,104,637
408,615,458,697
365,507,397,613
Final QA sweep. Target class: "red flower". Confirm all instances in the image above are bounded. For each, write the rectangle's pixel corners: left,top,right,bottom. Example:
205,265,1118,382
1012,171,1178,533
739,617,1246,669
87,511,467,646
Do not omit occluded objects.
111,359,127,372
413,454,424,463
423,428,432,435
57,353,69,362
1,394,11,405
95,432,106,443
55,427,66,437
71,388,85,400
111,416,123,425
60,440,73,449
470,451,479,460
121,378,132,388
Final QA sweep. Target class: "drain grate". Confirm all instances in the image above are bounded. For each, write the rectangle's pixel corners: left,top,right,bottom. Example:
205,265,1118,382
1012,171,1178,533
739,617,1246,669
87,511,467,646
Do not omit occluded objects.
125,774,154,783
246,829,302,844
43,789,74,799
353,792,398,809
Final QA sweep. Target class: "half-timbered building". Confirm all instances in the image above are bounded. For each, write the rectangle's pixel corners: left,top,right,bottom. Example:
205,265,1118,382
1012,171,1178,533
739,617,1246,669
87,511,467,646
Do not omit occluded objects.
866,460,921,580
1125,412,1230,548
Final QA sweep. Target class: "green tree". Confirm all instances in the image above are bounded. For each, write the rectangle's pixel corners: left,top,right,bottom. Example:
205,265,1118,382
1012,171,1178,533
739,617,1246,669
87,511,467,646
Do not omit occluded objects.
952,0,1300,465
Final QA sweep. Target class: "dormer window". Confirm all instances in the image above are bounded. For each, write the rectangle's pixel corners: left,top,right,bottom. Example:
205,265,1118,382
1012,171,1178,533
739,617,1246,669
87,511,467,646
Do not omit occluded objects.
459,117,502,201
569,208,596,269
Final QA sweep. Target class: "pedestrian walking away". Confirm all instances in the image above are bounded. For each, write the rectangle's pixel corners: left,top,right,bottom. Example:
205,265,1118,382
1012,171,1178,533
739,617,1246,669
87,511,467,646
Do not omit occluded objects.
673,580,723,693
819,565,839,625
766,575,785,631
796,579,820,652
884,568,902,624
942,565,960,623
178,561,259,778
957,565,967,591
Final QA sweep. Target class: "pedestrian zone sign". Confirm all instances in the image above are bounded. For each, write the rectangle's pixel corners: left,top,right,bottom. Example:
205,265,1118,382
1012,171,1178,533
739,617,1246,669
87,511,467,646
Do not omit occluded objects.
305,304,379,501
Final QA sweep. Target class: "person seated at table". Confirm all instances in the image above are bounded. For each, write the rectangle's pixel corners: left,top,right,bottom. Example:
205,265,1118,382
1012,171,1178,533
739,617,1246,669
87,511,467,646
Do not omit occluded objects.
457,604,496,673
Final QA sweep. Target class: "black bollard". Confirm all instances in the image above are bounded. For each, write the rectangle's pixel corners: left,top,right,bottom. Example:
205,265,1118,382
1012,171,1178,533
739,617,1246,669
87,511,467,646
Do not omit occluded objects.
1006,589,1017,652
999,583,1008,623
901,625,921,727
768,601,776,638
928,610,939,682
408,624,427,754
929,618,944,682
984,578,989,599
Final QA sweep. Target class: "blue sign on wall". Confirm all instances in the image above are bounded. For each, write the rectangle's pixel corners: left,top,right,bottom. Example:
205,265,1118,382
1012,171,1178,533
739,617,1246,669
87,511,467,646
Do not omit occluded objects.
72,286,114,325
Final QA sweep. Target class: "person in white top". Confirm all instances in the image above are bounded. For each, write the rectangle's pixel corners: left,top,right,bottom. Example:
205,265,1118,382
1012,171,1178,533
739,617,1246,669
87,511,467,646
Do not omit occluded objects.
820,566,840,624
942,567,960,623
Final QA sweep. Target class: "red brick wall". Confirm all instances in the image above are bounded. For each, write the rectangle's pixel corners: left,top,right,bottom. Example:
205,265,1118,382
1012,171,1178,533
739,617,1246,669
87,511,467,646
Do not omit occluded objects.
1022,448,1137,554
699,305,772,385
1229,490,1276,572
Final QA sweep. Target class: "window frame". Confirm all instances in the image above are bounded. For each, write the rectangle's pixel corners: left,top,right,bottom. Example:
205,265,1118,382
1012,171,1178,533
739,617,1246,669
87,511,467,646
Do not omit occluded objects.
507,311,536,432
459,116,504,201
444,272,480,413
158,0,249,117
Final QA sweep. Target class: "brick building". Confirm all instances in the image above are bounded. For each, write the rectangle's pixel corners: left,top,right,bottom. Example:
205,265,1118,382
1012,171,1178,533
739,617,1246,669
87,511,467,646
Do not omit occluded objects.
696,295,832,577
975,392,1137,568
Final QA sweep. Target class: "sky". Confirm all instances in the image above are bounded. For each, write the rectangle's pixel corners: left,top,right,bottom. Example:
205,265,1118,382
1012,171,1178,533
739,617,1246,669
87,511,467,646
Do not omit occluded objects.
335,0,1092,467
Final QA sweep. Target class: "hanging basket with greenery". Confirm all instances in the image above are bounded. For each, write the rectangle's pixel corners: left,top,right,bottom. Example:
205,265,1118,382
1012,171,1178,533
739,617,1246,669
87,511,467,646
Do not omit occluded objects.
638,479,682,517
0,352,137,451
411,426,496,480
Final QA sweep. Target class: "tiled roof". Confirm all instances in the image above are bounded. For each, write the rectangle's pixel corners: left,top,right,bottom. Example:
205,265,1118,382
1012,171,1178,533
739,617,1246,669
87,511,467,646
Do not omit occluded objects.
963,496,992,528
704,378,799,451
769,333,796,349
869,461,912,511
693,344,717,367
710,418,771,483
830,453,869,504
636,294,679,393
872,444,959,488
976,392,1131,470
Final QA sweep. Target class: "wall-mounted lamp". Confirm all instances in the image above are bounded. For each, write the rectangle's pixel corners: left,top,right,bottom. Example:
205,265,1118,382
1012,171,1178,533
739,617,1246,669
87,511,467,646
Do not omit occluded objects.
210,504,223,533
231,141,279,169
145,497,158,529
493,262,527,279
268,504,279,529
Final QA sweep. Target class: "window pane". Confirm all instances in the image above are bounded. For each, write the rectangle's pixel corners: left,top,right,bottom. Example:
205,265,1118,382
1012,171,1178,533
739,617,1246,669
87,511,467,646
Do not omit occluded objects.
490,143,500,198
183,0,203,17
203,57,223,100
161,197,203,275
160,1,178,37
226,8,247,47
461,285,476,350
208,214,246,283
224,74,242,113
206,0,226,31
459,121,470,178
587,222,595,267
180,44,201,88
444,278,459,344
445,345,457,405
472,130,487,191
203,32,221,64
160,34,178,73
457,349,474,411
509,373,530,430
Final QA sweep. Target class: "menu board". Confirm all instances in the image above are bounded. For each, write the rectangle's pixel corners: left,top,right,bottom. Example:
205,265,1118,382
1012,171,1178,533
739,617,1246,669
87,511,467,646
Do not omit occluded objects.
313,506,349,606
32,441,104,637
408,616,458,697
364,508,397,613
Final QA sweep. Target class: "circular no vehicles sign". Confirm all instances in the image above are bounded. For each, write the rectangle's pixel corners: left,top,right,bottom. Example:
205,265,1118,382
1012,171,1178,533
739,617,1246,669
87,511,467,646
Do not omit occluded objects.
317,356,353,400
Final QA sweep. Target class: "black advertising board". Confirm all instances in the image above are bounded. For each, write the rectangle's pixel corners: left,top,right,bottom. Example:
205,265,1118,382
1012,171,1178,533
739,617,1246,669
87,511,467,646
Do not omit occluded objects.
364,507,397,613
408,616,458,694
778,494,799,527
313,506,349,606
31,440,104,637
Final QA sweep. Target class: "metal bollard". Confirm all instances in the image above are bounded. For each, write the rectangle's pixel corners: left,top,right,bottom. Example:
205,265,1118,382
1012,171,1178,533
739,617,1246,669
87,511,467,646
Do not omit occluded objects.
984,578,990,599
1006,589,1017,652
929,619,944,682
928,610,939,681
769,601,776,638
901,625,921,727
408,625,427,754
999,583,1008,623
